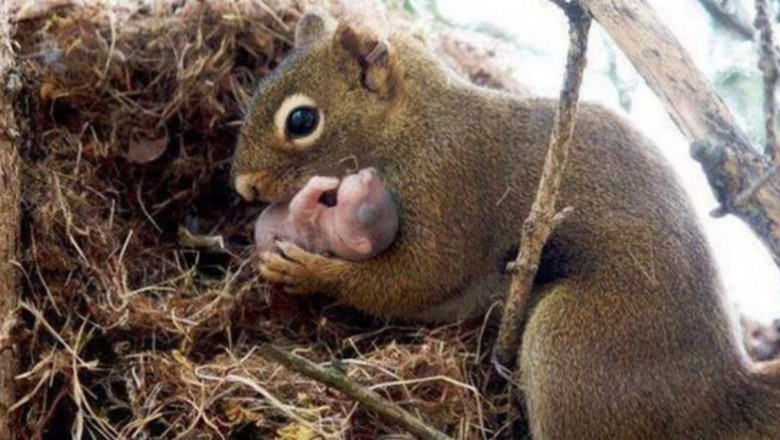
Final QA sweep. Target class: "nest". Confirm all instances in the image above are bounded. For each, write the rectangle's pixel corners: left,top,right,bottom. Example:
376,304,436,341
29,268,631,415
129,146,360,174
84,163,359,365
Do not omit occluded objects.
9,0,518,438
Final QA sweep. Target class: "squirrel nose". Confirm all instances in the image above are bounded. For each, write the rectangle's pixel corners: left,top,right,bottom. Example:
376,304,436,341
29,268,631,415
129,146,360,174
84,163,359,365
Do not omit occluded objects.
234,171,268,201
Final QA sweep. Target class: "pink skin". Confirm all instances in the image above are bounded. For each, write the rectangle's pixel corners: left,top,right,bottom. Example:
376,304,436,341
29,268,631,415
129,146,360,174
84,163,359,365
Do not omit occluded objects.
255,168,398,261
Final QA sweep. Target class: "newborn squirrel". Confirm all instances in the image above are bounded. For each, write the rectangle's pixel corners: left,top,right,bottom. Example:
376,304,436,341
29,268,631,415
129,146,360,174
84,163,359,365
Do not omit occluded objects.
232,10,780,439
254,167,398,261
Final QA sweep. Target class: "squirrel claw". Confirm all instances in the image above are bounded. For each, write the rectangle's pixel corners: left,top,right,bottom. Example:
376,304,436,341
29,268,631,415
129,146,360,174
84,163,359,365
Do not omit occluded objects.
258,255,300,287
258,241,340,294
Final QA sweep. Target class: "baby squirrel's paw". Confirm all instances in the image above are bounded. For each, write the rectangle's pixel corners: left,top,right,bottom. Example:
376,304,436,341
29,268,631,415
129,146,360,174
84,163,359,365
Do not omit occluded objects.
259,240,345,294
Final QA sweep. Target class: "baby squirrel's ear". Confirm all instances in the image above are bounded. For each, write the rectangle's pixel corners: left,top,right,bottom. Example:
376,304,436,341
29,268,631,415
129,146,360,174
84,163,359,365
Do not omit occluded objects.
336,23,396,98
295,10,331,47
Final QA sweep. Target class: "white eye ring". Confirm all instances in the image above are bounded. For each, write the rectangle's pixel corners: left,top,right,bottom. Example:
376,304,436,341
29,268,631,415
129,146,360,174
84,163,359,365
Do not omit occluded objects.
274,93,325,150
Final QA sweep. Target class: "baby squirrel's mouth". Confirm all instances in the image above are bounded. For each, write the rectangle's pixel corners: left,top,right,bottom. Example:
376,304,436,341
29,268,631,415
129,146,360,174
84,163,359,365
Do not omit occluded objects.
318,187,339,207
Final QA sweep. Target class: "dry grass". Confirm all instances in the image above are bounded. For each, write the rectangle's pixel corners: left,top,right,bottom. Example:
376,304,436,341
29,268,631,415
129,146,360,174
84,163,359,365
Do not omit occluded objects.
9,0,517,438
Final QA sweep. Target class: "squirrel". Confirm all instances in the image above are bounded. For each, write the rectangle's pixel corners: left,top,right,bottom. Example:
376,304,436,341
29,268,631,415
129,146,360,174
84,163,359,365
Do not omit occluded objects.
232,9,780,439
254,167,398,261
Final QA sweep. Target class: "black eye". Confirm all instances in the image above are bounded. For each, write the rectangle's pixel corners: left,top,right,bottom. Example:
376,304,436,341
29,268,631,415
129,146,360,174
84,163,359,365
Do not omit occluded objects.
286,106,319,138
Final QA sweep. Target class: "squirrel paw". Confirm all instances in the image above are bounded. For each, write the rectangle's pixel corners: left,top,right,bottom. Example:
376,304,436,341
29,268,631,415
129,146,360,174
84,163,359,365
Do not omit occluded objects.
259,240,342,294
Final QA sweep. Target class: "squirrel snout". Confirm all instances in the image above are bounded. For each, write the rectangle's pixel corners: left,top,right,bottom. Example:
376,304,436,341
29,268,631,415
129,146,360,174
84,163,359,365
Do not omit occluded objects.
234,171,302,203
234,171,282,202
234,172,264,201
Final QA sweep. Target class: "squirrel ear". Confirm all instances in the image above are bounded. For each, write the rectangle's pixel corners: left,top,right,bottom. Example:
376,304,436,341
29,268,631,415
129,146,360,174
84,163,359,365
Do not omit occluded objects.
295,11,330,47
336,24,395,98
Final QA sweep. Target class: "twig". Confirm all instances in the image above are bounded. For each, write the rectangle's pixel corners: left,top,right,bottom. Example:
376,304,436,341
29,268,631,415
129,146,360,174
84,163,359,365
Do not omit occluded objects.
712,162,780,217
259,343,454,440
697,0,780,76
493,2,590,369
697,0,755,40
756,0,780,161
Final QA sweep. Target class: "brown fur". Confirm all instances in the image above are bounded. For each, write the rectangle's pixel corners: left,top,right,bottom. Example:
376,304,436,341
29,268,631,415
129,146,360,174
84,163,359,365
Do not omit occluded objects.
232,11,780,439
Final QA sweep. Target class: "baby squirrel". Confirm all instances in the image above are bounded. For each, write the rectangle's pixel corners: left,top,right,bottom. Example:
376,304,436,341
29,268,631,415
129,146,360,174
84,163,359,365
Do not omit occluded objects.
254,167,398,261
232,10,780,439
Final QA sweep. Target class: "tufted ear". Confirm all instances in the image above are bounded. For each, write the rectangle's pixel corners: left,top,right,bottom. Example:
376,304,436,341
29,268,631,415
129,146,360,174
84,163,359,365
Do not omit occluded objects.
336,23,396,98
295,10,331,47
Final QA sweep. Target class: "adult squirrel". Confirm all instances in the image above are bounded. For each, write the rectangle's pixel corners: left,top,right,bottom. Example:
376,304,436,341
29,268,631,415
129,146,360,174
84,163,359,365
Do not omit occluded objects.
232,9,780,439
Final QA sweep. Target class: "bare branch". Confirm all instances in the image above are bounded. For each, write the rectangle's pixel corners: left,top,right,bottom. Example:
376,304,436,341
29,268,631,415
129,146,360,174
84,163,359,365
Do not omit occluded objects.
259,343,454,440
756,0,780,161
581,0,780,268
714,163,780,217
493,2,590,369
697,0,755,40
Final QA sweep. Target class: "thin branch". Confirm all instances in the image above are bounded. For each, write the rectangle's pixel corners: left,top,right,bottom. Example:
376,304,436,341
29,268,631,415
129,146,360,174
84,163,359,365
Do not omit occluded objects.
712,162,780,217
697,0,755,40
493,1,590,369
756,0,780,161
490,7,589,438
259,343,454,440
698,0,780,77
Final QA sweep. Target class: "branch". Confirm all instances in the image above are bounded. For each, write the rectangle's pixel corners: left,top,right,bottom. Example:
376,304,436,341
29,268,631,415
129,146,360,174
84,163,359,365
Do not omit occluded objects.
697,0,755,40
259,344,454,440
698,0,780,76
581,0,780,268
0,3,20,438
756,0,780,161
493,2,590,369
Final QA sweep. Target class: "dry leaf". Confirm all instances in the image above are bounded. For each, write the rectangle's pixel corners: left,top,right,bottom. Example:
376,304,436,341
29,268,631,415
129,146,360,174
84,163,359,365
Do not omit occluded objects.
177,226,226,250
123,134,168,164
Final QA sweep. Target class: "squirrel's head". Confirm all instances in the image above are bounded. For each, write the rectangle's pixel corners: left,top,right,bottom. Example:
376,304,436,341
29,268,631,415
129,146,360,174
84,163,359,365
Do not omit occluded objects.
233,10,403,203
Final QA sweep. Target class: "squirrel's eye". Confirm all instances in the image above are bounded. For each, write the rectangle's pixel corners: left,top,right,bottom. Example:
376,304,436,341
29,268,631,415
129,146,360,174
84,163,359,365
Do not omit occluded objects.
286,106,319,138
274,93,325,150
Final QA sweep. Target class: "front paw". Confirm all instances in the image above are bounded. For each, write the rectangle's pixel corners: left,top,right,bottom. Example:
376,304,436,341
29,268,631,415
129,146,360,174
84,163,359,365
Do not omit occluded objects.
259,241,343,294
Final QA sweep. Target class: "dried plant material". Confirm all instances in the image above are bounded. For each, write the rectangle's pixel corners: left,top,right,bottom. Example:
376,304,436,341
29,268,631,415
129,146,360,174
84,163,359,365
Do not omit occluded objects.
123,133,168,164
260,343,454,440
9,0,512,438
277,423,320,440
8,0,76,22
177,226,226,250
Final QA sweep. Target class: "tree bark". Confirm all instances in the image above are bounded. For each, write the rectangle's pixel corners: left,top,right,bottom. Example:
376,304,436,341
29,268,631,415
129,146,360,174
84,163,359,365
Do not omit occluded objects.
581,0,780,268
0,8,20,440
